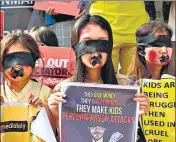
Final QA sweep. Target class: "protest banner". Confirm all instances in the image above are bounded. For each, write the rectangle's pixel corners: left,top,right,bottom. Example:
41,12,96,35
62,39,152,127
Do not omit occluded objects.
141,77,176,142
31,46,76,88
2,1,33,36
33,1,80,16
0,102,56,142
0,10,4,38
60,83,140,142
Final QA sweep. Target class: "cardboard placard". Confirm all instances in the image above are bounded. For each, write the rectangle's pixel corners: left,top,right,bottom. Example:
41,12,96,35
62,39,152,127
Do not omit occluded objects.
31,46,76,88
33,1,79,16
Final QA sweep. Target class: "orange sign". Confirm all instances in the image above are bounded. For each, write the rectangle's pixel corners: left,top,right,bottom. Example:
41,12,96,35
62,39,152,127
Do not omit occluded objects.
0,10,4,38
31,46,76,88
33,1,80,16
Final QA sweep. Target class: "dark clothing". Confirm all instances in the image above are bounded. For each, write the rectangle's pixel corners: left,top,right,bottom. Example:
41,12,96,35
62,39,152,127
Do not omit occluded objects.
144,1,156,21
51,14,74,23
144,1,171,22
162,1,172,22
137,122,147,142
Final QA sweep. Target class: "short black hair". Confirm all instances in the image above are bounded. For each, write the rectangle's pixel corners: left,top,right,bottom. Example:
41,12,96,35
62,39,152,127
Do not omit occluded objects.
30,26,59,47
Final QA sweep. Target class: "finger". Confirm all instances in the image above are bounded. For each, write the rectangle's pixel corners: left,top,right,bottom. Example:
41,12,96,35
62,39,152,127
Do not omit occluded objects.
28,92,33,100
48,100,60,106
50,92,66,98
50,7,55,15
46,7,50,14
0,96,4,104
133,97,147,102
139,106,149,114
33,99,43,107
46,7,52,14
31,96,39,105
139,105,148,110
28,98,33,105
49,95,66,103
139,101,148,106
48,95,66,104
135,93,146,98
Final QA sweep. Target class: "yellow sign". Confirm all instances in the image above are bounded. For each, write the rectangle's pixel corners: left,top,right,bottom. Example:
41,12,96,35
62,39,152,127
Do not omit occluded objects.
1,103,44,142
141,77,175,142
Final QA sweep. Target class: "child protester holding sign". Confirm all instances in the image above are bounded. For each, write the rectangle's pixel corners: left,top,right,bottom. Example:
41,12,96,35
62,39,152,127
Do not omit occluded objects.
129,21,173,80
0,31,51,104
128,22,175,142
0,31,56,141
47,15,150,141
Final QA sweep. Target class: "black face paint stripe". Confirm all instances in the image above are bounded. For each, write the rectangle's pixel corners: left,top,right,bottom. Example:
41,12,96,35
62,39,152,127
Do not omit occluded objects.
2,52,36,70
73,40,112,59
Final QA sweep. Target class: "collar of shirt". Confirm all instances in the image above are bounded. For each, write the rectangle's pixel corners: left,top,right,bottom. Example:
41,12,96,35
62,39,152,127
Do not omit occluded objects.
5,80,33,102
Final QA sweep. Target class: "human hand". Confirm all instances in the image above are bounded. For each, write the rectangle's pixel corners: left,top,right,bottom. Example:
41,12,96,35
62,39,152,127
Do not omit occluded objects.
46,7,56,15
48,91,66,119
28,92,43,107
0,96,4,105
133,93,150,116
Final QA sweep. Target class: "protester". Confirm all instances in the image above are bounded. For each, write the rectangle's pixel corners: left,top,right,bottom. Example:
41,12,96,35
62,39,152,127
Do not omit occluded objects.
128,21,174,142
128,21,174,80
89,1,149,75
47,15,150,141
29,26,59,47
0,31,51,104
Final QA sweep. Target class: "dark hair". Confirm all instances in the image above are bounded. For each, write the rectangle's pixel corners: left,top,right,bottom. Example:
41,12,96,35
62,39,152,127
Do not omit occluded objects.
136,21,172,37
29,26,59,47
71,15,117,84
129,21,173,79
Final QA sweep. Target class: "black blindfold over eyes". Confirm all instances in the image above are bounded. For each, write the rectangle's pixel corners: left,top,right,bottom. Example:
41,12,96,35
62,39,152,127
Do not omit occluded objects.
73,40,112,59
2,52,36,70
137,35,172,48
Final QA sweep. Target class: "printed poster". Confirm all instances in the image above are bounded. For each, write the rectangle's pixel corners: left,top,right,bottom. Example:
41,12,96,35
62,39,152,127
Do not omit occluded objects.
31,46,75,88
60,83,140,142
0,102,42,142
141,77,176,142
0,102,56,142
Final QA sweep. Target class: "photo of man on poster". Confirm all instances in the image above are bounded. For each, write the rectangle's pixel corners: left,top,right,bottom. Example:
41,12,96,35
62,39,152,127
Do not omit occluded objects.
88,122,124,142
89,125,106,142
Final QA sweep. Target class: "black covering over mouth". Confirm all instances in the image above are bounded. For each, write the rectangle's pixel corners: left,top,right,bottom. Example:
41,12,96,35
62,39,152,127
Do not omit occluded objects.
160,55,170,63
11,66,24,79
90,54,102,67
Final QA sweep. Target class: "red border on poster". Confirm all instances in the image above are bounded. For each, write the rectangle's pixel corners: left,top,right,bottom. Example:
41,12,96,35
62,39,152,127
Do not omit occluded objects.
0,10,4,38
31,46,76,88
33,1,79,16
